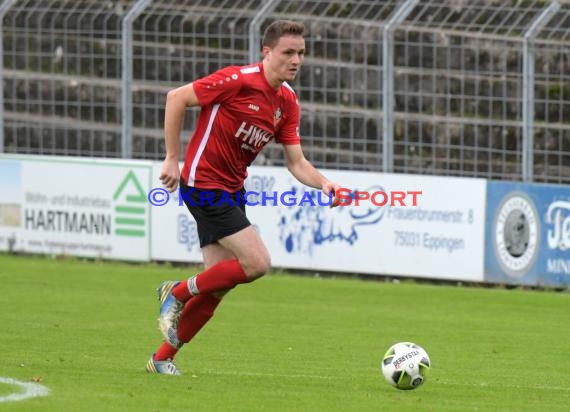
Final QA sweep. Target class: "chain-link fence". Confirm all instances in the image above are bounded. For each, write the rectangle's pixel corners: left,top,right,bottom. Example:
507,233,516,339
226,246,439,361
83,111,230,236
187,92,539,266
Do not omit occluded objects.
1,0,135,157
1,0,569,184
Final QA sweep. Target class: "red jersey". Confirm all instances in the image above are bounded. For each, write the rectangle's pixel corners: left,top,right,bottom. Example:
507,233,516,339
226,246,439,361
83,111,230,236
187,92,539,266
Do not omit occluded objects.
180,62,301,192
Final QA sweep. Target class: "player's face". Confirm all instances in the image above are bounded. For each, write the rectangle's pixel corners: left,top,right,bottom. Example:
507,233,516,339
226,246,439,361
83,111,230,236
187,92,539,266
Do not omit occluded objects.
264,35,305,84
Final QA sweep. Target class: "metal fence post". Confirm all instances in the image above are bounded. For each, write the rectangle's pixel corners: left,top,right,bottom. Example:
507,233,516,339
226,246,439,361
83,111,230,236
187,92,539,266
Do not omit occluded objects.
522,1,559,182
0,0,18,153
121,0,151,159
248,0,280,63
382,0,418,173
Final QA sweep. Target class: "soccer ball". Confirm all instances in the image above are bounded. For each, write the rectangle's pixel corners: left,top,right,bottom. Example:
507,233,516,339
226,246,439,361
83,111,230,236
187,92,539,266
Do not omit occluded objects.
381,342,430,390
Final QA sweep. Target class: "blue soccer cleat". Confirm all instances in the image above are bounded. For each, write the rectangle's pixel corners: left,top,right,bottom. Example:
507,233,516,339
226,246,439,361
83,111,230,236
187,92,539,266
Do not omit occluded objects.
157,281,184,348
146,354,181,375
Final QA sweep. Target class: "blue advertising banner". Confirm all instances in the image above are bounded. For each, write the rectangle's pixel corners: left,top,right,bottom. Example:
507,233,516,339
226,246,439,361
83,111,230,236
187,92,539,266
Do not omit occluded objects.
485,181,570,287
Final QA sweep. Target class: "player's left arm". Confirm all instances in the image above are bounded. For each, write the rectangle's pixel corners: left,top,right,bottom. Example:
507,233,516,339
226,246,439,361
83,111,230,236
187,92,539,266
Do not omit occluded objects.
283,143,341,199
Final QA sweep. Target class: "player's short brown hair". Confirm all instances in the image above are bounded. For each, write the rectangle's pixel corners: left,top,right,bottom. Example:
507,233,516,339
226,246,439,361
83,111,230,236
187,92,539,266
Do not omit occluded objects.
262,20,306,48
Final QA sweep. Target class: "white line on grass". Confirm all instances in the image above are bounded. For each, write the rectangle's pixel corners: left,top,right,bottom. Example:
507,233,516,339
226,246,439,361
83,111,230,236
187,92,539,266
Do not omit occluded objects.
203,369,334,380
0,377,49,403
202,370,570,392
437,380,570,392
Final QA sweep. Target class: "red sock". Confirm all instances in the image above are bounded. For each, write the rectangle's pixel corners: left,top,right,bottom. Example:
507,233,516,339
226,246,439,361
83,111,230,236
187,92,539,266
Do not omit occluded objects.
172,259,247,302
177,294,222,343
154,341,179,361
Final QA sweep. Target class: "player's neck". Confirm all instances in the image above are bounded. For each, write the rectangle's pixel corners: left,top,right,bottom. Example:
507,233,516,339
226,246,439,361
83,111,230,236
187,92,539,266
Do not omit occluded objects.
261,60,283,90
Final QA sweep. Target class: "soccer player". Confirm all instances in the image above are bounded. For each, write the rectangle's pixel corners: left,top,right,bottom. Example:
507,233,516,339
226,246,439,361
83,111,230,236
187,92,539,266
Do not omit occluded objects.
146,20,341,375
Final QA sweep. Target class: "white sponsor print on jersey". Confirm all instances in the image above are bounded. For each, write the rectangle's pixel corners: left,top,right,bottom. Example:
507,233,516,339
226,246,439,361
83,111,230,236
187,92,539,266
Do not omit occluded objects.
234,121,273,151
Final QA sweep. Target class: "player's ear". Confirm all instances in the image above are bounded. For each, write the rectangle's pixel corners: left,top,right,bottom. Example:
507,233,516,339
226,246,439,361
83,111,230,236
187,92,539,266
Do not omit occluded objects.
262,46,271,58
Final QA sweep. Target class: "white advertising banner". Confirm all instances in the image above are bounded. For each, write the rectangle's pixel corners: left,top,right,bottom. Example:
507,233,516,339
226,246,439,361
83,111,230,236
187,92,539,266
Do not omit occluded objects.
248,167,486,281
150,163,486,281
0,155,152,261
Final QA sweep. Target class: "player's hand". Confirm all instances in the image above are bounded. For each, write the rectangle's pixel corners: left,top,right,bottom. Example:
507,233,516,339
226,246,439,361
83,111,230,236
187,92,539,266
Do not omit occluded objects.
321,181,342,208
159,157,180,192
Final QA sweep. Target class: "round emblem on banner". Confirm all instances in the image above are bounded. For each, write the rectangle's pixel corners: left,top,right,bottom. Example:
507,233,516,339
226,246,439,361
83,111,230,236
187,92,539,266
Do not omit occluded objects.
493,192,540,278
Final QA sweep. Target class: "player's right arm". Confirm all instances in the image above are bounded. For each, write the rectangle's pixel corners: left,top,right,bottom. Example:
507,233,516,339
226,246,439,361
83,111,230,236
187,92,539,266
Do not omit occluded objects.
160,83,200,192
160,67,242,191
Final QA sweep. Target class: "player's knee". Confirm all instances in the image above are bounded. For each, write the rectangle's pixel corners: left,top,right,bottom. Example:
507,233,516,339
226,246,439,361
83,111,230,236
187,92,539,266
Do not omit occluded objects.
243,253,271,280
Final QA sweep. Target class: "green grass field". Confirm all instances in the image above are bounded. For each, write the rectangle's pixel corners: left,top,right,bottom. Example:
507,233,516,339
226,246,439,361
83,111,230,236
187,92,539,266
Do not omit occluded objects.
0,254,569,411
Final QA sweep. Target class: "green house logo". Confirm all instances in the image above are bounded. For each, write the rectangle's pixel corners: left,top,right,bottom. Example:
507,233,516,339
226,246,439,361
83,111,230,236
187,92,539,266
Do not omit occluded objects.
113,171,147,237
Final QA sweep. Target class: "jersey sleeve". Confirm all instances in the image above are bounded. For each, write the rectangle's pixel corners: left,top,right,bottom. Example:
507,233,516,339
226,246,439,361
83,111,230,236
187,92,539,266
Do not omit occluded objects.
193,66,243,106
275,92,301,145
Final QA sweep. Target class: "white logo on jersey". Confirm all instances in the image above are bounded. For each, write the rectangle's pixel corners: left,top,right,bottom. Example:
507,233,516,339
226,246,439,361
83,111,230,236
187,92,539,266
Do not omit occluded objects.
248,104,260,112
235,121,273,148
